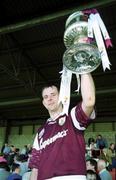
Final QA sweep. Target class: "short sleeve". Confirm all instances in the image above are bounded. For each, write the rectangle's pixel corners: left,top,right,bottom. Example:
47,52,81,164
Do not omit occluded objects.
71,102,95,130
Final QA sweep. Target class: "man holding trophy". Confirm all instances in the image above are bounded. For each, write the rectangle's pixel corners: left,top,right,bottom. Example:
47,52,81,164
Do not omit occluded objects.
29,9,112,180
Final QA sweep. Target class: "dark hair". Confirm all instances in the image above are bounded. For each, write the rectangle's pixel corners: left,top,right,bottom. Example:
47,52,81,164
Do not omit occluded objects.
12,163,20,172
87,169,96,175
97,134,102,138
41,84,59,98
88,138,95,146
15,154,28,162
0,162,9,171
110,143,114,146
86,158,97,171
86,170,97,180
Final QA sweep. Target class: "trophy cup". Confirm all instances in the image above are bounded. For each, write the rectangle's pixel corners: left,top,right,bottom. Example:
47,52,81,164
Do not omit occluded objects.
63,11,101,74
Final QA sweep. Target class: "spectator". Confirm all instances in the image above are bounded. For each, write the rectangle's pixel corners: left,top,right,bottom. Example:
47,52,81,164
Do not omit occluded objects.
20,145,28,155
0,156,11,180
3,143,11,155
106,143,116,170
86,159,101,180
14,154,29,176
86,169,97,180
7,145,17,166
96,135,108,150
88,138,95,148
97,159,112,180
7,163,22,180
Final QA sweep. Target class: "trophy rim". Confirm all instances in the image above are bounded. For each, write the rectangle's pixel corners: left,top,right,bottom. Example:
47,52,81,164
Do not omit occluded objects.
65,11,83,28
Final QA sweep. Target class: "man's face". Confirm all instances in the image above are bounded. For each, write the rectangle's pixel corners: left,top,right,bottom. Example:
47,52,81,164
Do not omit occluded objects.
110,143,115,150
42,86,60,112
86,174,96,180
86,161,95,171
98,135,102,139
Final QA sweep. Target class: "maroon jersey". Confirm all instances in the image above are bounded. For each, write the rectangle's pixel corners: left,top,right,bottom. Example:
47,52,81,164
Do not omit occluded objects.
29,103,95,180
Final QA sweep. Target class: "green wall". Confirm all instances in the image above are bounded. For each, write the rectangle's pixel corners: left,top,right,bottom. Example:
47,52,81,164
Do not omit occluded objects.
0,122,116,150
8,125,40,149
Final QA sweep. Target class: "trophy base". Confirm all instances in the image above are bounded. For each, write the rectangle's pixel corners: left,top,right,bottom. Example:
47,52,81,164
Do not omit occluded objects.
63,43,101,74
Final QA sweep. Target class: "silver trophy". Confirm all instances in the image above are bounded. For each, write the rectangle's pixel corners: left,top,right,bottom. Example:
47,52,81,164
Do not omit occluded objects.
63,11,101,74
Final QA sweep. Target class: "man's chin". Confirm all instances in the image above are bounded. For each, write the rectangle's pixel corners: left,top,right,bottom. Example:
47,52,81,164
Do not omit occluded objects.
48,106,57,112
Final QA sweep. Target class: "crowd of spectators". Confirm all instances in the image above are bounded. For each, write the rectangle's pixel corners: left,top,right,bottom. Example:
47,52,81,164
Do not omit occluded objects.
0,143,32,180
86,134,116,180
0,134,116,180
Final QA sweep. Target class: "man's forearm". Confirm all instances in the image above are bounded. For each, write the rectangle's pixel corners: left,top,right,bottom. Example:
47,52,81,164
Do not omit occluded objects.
81,73,95,116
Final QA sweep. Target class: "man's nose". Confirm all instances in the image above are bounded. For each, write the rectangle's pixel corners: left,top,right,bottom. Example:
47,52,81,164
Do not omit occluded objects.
48,96,52,101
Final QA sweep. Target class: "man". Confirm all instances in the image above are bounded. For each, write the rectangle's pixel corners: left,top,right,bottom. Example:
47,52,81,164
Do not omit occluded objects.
105,143,116,170
86,170,97,180
97,159,112,180
7,163,22,180
29,73,95,180
86,159,101,180
96,135,108,150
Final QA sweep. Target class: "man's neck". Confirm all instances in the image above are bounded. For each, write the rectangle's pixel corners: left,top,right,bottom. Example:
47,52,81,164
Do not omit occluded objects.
49,106,63,120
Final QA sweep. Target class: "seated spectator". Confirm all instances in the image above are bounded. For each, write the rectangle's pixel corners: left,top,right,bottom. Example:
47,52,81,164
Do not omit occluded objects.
96,135,108,150
87,138,96,159
86,169,97,180
3,143,11,155
7,163,22,180
14,154,29,176
106,143,116,170
97,159,112,180
99,148,107,158
7,145,17,166
0,156,11,180
20,145,28,155
91,149,100,159
88,138,96,148
86,158,101,180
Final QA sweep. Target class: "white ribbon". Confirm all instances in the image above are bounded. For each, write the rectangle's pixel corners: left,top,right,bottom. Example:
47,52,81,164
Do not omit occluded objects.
95,13,111,41
59,66,72,114
59,67,81,114
88,17,93,38
88,13,111,71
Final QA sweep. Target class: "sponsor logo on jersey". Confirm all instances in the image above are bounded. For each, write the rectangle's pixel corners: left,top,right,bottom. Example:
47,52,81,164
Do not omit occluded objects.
38,129,68,150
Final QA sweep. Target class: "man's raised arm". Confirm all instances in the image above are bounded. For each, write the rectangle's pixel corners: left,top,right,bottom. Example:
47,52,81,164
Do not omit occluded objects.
81,73,95,117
